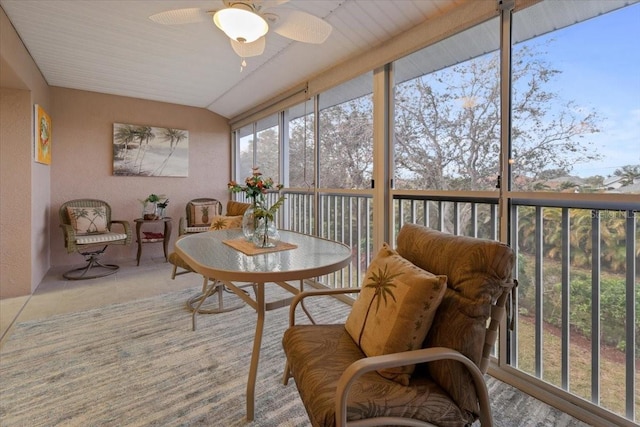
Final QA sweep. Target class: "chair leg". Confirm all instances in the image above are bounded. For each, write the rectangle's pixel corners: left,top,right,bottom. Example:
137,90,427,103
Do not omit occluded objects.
282,360,292,385
63,247,119,280
186,278,244,331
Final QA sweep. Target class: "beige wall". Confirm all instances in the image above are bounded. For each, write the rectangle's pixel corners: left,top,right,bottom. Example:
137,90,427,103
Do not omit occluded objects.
1,6,231,298
49,87,230,266
0,88,32,297
1,7,51,298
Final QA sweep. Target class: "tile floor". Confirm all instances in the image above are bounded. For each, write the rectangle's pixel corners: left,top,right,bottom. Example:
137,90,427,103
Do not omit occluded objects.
1,256,196,347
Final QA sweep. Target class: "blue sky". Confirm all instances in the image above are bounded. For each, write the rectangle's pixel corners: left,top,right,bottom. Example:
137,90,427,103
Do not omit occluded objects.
530,2,639,178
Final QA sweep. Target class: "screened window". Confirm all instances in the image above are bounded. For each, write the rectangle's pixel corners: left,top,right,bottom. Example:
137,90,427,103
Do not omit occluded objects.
511,1,640,420
511,1,640,193
287,100,315,189
318,72,373,189
254,114,279,183
393,18,500,192
236,123,254,180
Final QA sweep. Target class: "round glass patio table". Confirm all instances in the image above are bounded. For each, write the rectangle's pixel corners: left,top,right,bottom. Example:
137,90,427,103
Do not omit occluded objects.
175,229,351,421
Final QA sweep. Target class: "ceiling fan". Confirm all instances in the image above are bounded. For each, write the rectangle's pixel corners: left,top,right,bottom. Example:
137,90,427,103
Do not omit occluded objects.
149,0,333,70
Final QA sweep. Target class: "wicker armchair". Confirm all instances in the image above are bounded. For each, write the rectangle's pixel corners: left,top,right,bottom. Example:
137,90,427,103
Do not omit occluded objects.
59,199,132,280
178,198,223,235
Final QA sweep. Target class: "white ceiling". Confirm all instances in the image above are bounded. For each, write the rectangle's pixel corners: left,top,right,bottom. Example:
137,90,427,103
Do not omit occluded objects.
0,0,466,119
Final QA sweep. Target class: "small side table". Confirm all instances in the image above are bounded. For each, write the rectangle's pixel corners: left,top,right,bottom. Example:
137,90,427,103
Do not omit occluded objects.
134,217,172,266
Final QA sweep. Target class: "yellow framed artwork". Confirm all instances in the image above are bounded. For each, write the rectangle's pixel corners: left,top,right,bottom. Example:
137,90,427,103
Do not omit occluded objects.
34,104,52,165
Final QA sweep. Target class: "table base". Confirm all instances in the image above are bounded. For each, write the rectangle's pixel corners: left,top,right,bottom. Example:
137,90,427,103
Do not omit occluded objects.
219,279,304,421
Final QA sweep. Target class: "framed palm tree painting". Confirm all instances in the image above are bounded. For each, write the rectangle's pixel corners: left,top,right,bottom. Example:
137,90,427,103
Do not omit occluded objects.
34,104,51,165
112,123,189,176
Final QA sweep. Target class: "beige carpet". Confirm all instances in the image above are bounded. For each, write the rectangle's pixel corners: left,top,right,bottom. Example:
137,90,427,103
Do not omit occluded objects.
0,287,319,426
0,287,589,426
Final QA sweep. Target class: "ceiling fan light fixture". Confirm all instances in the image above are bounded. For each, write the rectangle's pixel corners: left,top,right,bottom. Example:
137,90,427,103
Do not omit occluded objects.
213,7,268,44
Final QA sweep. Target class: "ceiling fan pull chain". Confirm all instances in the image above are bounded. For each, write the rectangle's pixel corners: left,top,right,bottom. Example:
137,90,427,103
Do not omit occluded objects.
240,58,247,72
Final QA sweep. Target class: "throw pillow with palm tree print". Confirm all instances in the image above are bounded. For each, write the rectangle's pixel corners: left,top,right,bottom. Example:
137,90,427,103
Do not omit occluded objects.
66,206,109,235
208,215,243,230
345,243,447,385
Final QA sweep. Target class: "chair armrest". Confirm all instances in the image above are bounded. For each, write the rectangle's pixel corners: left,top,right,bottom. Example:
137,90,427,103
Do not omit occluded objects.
59,223,78,253
110,219,130,233
335,347,493,427
110,220,132,245
289,288,361,327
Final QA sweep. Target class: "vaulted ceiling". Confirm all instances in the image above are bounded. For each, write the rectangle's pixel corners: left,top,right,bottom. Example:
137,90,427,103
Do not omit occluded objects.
0,0,466,119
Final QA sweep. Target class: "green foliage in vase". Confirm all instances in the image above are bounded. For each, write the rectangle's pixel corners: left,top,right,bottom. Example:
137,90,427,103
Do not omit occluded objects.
254,196,286,222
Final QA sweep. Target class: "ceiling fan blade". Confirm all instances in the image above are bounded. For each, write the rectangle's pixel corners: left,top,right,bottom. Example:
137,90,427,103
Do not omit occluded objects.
273,10,332,44
149,8,207,25
231,37,266,57
259,0,291,9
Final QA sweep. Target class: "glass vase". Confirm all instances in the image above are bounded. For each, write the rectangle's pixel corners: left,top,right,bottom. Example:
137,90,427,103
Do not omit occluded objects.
143,202,158,220
242,202,257,241
252,218,280,248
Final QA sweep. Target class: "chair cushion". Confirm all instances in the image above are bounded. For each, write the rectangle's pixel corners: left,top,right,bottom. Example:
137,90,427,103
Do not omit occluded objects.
282,324,473,427
208,215,243,230
184,226,210,234
75,232,128,245
226,200,251,216
345,243,447,385
396,223,514,417
168,251,193,272
189,201,219,227
66,206,108,235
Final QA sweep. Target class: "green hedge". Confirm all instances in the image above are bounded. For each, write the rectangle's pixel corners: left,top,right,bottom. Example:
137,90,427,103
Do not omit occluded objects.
517,255,639,353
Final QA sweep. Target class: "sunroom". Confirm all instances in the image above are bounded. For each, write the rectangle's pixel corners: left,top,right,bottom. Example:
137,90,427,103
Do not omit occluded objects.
0,0,638,425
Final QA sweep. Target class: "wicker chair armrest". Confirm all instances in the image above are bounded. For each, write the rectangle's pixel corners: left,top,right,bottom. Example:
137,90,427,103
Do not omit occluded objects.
336,347,492,427
289,288,361,327
110,219,129,231
59,223,78,253
110,220,132,245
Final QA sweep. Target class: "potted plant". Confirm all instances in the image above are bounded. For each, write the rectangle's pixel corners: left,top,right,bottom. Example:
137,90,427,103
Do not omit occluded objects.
139,193,167,220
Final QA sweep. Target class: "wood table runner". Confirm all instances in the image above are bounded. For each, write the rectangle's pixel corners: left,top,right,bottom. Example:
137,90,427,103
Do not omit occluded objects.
223,238,298,255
